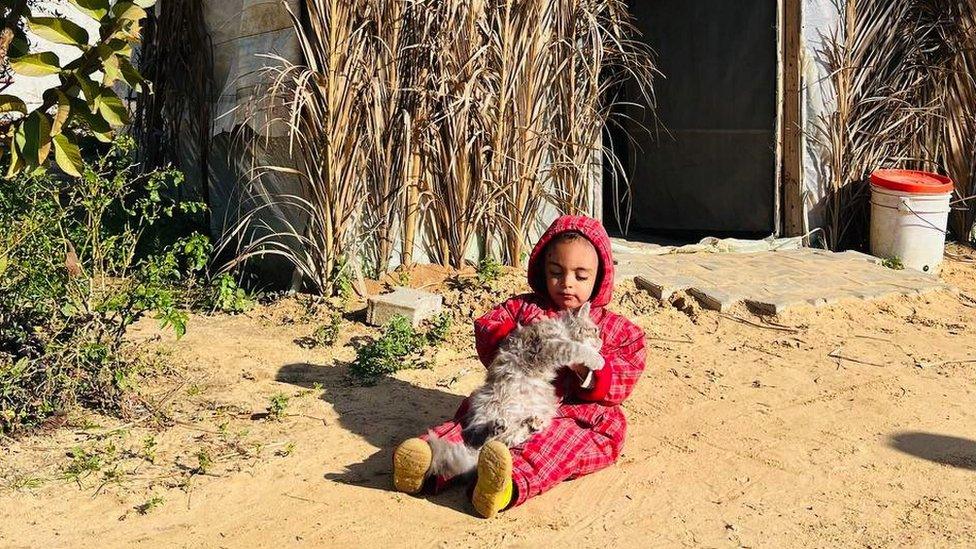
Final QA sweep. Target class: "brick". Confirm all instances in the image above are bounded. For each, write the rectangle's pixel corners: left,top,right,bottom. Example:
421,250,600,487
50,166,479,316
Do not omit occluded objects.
366,287,443,327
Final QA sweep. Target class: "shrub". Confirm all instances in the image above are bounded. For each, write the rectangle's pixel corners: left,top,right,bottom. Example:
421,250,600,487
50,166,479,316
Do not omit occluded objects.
208,273,252,314
350,313,453,385
350,315,428,385
477,256,502,286
0,137,206,435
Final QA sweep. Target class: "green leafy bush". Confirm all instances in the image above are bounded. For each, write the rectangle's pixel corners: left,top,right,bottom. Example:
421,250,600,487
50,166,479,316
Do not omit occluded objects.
350,313,453,386
0,137,206,435
1,0,155,178
425,313,452,345
350,315,427,385
208,273,252,314
477,256,501,286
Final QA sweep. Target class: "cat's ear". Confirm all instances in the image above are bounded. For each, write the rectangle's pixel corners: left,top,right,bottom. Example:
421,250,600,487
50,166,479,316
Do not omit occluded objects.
577,302,591,318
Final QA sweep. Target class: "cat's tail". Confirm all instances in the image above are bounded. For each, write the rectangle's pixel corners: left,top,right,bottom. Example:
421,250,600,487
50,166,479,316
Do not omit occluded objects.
426,431,479,480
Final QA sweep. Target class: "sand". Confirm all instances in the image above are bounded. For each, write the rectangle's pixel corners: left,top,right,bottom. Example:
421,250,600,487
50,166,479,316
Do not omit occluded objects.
2,248,976,548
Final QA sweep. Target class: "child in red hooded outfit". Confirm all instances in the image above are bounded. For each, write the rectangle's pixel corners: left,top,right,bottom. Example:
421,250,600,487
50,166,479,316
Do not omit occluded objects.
392,215,646,518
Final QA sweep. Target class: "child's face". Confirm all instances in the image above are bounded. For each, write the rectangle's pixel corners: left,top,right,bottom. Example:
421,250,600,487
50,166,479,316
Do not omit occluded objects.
544,237,599,310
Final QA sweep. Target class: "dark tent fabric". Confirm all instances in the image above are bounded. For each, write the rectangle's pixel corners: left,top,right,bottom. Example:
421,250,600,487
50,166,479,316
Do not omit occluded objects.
614,0,778,236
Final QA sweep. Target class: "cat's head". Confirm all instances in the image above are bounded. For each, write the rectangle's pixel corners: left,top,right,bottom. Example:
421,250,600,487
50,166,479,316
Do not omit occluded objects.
560,302,602,350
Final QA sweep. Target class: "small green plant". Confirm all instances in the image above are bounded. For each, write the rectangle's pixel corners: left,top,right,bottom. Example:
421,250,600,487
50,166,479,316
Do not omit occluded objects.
350,315,429,385
9,474,44,490
332,256,354,301
267,393,290,420
142,435,158,463
209,273,252,313
185,383,201,396
276,442,296,457
882,256,905,270
311,312,343,347
425,313,453,345
136,496,164,515
195,449,213,475
62,446,104,483
396,268,411,286
477,256,502,286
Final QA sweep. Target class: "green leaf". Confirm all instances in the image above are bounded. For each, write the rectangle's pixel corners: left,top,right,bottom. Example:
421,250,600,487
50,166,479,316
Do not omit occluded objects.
74,73,100,106
9,52,62,77
67,0,110,20
5,139,24,179
51,91,72,136
118,56,145,92
95,92,128,127
0,95,27,114
68,97,114,142
104,38,133,59
133,0,156,7
111,2,148,21
101,53,121,87
27,17,90,46
21,112,53,166
9,36,29,58
53,134,84,177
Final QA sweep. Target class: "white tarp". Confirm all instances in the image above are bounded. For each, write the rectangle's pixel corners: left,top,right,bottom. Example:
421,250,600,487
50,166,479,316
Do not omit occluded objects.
203,0,299,136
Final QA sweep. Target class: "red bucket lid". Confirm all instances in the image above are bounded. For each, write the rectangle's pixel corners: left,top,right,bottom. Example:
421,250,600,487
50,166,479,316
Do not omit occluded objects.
870,169,954,194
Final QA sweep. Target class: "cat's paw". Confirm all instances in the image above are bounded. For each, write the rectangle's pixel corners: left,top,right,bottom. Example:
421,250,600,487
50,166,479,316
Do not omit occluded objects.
524,415,547,433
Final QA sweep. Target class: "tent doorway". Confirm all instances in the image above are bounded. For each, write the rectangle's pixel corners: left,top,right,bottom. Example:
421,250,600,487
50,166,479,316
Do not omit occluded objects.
607,0,780,241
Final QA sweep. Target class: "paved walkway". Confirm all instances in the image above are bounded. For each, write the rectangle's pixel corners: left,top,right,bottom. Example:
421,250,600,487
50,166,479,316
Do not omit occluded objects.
615,246,948,314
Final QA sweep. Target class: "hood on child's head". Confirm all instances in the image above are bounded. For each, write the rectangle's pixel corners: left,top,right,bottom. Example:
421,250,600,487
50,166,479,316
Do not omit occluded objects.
526,215,615,309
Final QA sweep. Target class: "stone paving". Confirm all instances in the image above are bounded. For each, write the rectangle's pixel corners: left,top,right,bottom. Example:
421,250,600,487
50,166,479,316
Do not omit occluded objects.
617,247,949,315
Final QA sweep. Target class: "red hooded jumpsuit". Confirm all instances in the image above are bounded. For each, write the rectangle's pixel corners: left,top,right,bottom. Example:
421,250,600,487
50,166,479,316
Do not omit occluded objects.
421,215,647,507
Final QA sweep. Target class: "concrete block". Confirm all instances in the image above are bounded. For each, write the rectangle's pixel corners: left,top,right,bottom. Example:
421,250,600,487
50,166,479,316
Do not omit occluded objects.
688,287,741,312
366,287,443,327
635,276,695,300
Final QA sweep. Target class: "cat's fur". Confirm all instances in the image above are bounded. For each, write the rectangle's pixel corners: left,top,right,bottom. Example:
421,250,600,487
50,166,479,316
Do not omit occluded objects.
427,302,604,480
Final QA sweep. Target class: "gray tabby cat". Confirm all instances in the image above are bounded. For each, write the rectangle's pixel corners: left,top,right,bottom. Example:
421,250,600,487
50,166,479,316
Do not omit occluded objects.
426,302,604,480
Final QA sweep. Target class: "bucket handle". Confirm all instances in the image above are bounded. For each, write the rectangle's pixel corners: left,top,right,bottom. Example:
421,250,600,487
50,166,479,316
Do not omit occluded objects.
898,198,948,235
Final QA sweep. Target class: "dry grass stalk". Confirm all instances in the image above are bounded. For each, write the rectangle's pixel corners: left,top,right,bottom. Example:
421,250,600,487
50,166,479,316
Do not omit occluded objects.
549,0,656,220
220,0,374,293
222,0,656,286
415,0,502,268
818,0,976,250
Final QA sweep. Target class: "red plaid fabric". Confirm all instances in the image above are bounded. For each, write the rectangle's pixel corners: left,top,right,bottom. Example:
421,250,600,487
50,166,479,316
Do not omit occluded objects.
421,215,647,506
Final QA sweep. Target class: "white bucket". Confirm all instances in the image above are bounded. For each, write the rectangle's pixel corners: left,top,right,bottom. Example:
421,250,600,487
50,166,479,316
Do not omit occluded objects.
870,184,951,274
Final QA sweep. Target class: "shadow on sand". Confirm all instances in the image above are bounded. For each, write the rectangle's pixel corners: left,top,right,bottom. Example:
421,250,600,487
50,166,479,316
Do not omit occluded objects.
888,431,976,471
276,361,469,512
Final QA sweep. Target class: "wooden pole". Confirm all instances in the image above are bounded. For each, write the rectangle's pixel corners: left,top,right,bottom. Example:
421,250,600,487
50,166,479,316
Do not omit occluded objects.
782,0,804,237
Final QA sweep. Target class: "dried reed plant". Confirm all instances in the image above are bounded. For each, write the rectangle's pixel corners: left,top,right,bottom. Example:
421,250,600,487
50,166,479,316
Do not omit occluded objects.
221,0,374,293
361,0,411,274
818,0,976,250
415,0,503,268
484,0,557,266
548,0,656,219
931,1,976,242
221,0,656,288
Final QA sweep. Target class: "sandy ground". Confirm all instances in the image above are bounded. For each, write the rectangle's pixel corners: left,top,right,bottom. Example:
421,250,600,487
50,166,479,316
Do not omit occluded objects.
2,248,976,548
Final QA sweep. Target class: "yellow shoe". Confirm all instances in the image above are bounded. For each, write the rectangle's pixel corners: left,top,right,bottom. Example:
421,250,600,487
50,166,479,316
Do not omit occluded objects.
393,438,431,494
472,440,514,518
